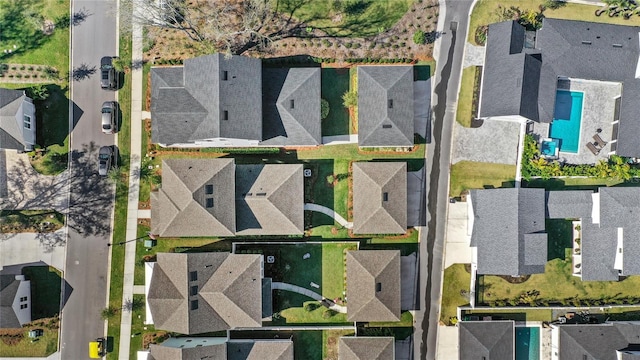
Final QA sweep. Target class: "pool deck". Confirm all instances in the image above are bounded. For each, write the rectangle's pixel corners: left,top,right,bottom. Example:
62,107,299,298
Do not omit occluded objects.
452,120,521,165
531,78,621,165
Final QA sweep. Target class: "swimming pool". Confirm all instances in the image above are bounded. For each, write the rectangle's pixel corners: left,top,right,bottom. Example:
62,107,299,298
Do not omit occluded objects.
516,326,540,360
549,90,584,153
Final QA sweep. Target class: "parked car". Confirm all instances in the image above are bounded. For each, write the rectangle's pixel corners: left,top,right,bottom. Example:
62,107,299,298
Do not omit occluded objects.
101,101,117,134
100,56,116,90
98,146,113,176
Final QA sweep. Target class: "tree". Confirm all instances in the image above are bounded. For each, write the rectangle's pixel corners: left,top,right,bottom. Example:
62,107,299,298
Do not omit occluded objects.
112,57,132,73
26,84,49,101
413,30,426,45
101,306,119,320
342,90,358,108
119,0,307,55
107,166,124,185
320,98,330,120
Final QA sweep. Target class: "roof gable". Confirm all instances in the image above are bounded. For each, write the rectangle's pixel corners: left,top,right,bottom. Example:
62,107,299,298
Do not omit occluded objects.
0,88,27,150
339,337,394,360
459,321,514,360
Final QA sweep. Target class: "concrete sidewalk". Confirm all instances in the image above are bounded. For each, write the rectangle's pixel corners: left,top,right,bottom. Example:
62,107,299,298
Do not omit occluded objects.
272,282,347,313
116,19,144,360
304,203,353,229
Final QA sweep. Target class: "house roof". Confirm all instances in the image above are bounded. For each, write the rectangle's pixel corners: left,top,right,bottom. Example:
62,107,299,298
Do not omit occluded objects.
357,66,414,147
458,321,514,360
0,88,28,151
580,218,619,281
352,162,407,235
338,337,394,360
235,164,304,235
346,250,401,322
545,190,593,219
147,252,263,334
558,323,640,360
261,68,321,146
481,19,640,156
598,187,640,228
227,340,294,360
151,54,262,145
148,343,227,360
0,275,21,328
470,188,547,276
151,159,236,237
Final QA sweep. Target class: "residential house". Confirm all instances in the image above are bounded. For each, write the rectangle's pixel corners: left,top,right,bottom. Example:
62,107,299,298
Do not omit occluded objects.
469,188,547,276
551,322,640,360
146,252,269,334
480,19,640,157
339,337,395,360
357,66,414,148
150,159,303,237
458,321,515,360
139,337,293,360
346,250,401,322
0,274,31,328
0,88,36,152
471,187,640,280
151,54,321,147
352,162,407,235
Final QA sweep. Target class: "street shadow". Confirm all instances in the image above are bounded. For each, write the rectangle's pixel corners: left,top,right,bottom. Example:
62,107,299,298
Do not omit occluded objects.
61,278,73,310
71,100,84,130
72,63,97,81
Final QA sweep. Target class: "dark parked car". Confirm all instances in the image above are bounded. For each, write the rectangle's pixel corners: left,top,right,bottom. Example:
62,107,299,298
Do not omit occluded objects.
100,56,116,90
101,101,117,134
98,146,113,176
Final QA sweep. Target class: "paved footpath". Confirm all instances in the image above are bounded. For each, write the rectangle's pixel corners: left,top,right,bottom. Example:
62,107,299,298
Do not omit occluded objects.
303,203,353,229
272,282,347,313
116,19,144,360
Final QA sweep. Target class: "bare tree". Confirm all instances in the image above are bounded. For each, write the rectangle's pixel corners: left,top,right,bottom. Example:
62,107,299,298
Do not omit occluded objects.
119,0,306,55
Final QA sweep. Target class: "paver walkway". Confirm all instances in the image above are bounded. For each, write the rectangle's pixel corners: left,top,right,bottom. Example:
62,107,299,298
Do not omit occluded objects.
117,19,144,360
321,134,358,145
272,282,347,313
304,203,353,229
463,43,485,68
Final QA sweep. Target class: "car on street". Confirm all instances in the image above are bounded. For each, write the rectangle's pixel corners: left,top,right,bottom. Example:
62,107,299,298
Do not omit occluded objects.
100,56,116,90
101,101,117,134
98,146,113,176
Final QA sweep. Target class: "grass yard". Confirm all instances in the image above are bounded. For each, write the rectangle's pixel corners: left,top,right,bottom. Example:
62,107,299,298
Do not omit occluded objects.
22,266,62,319
280,0,413,37
449,161,516,197
415,60,435,80
455,66,479,127
30,83,71,174
321,67,350,136
323,329,356,359
307,159,349,223
0,210,64,233
128,295,148,359
469,0,640,45
479,259,640,306
440,264,471,325
524,177,625,190
461,308,554,322
546,219,573,261
296,143,425,160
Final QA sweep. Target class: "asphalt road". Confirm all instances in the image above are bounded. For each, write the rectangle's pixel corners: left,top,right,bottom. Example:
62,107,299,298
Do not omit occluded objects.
416,0,473,359
60,1,117,359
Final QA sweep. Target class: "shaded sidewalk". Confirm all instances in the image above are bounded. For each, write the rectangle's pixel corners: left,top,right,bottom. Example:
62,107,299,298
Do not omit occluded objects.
272,282,347,313
304,203,353,229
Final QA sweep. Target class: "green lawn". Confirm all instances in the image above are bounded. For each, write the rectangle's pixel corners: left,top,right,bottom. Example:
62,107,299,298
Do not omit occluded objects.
461,308,554,322
296,143,426,160
0,210,64,233
469,0,640,45
415,60,435,81
449,161,516,197
22,266,62,319
323,329,355,359
321,67,350,136
440,264,471,325
479,260,640,306
524,177,625,190
0,321,59,357
455,66,479,127
279,0,413,37
546,219,573,261
274,292,350,324
128,295,148,359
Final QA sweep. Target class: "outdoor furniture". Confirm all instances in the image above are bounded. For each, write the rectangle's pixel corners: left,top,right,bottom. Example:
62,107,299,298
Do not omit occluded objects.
593,134,608,148
586,142,601,155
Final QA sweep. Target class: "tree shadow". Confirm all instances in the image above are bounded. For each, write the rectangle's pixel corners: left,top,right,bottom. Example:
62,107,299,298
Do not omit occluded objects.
0,1,49,59
72,8,92,26
72,63,97,81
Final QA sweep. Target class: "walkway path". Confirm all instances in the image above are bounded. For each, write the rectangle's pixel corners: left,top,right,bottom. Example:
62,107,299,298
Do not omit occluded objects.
462,43,485,68
304,203,353,229
117,19,144,360
272,282,347,313
321,134,358,145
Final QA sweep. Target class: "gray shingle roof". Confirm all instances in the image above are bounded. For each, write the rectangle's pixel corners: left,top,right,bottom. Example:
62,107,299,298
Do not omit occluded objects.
235,164,304,235
0,275,21,328
148,343,227,360
0,88,31,151
151,54,262,145
339,337,394,360
470,188,547,275
545,190,594,219
346,250,401,322
147,252,263,334
458,321,514,360
558,323,640,360
599,187,640,228
261,68,321,146
357,66,414,147
151,159,236,237
580,218,619,281
352,162,407,235
227,340,294,360
481,19,640,156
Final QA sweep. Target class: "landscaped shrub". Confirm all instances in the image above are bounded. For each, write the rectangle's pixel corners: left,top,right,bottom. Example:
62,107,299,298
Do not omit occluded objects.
304,303,320,312
342,90,358,107
321,98,330,120
413,30,426,44
322,309,338,319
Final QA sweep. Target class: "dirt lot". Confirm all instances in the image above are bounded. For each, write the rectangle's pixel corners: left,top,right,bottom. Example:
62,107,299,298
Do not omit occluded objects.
143,0,439,62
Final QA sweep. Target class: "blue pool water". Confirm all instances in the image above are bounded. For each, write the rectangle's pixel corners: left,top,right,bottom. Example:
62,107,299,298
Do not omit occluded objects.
516,327,540,360
549,90,584,153
541,139,558,157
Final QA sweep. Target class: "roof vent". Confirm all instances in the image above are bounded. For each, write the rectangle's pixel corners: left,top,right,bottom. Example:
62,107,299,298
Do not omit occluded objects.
376,282,382,292
383,192,389,202
382,124,392,129
388,99,393,109
613,43,623,48
256,192,267,197
581,41,592,45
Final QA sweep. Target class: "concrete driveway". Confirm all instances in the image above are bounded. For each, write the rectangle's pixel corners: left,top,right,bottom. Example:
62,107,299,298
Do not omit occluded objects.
0,150,69,212
0,229,66,272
